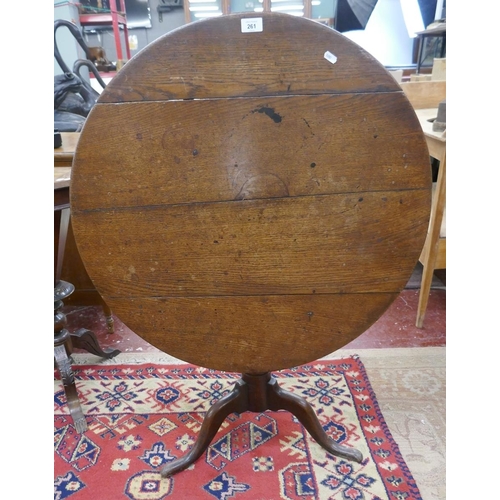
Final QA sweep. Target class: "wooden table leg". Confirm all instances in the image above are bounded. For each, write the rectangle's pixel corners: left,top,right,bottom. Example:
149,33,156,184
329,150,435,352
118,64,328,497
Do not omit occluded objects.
102,301,115,333
71,327,120,359
265,375,363,463
161,379,248,477
160,372,362,478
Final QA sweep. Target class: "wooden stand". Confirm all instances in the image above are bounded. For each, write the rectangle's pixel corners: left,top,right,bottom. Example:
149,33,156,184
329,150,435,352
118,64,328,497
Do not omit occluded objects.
161,372,363,477
54,280,87,433
54,280,121,432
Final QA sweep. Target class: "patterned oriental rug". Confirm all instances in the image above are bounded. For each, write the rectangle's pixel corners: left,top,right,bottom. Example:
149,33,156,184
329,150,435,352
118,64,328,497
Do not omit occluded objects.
54,354,435,500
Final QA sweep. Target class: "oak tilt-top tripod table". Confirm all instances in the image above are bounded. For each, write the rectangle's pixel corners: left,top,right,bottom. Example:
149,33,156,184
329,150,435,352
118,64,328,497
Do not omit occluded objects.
70,13,431,477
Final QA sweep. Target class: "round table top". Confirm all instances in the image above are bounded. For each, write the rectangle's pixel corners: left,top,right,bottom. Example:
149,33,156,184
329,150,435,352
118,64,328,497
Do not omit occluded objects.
71,13,431,374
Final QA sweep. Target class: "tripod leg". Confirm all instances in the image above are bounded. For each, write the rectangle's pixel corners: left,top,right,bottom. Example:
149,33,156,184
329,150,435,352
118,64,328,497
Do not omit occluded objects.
161,379,248,478
267,376,363,463
71,328,120,359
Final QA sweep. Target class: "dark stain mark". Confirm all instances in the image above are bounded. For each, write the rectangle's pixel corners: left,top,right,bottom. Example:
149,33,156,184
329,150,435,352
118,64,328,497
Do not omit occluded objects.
192,149,199,156
136,133,143,140
252,106,282,123
213,240,219,244
381,197,387,202
358,197,363,202
174,156,181,164
373,134,378,139
287,84,291,92
400,199,404,204
310,162,316,168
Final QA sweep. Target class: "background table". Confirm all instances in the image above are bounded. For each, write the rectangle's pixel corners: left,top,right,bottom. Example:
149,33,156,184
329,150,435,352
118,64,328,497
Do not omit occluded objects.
55,133,114,317
54,132,80,167
414,108,446,327
54,187,120,434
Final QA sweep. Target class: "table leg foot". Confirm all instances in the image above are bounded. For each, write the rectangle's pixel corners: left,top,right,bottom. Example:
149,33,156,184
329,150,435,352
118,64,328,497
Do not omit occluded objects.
267,376,363,463
160,379,248,478
71,328,120,359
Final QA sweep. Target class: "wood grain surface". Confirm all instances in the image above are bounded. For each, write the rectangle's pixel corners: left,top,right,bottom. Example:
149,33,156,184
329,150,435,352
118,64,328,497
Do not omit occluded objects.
98,13,401,102
71,13,432,373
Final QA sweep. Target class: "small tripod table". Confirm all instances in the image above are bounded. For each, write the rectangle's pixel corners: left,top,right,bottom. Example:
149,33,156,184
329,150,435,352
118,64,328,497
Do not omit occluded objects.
70,13,431,476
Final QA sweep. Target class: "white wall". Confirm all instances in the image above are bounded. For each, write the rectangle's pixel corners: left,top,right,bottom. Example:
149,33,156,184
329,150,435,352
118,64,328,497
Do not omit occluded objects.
342,0,420,67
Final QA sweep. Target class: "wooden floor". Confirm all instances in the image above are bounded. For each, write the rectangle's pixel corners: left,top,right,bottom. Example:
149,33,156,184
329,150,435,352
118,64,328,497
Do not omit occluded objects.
63,264,445,355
